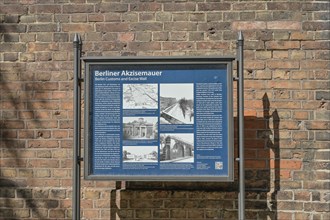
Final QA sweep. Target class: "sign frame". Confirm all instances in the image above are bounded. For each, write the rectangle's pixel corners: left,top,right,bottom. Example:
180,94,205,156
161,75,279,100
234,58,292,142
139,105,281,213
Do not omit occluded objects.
83,56,235,182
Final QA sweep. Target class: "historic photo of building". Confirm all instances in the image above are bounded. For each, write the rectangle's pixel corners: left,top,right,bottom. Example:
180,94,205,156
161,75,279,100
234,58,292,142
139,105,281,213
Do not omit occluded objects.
123,117,158,140
160,133,194,163
123,84,158,109
123,146,158,163
160,84,194,124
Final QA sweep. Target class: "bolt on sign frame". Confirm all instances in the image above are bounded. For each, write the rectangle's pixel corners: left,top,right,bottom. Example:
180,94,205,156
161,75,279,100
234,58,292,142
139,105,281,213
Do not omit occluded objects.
73,32,245,220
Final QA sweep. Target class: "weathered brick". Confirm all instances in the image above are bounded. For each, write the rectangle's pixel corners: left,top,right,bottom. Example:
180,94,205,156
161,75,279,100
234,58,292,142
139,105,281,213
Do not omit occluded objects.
0,5,28,14
196,42,229,50
96,23,129,32
233,3,266,11
266,41,300,50
267,60,299,69
0,43,26,52
290,31,314,40
164,3,196,11
62,4,94,13
302,81,330,90
267,2,302,10
198,3,230,11
36,14,53,23
302,41,330,50
316,91,330,100
170,209,186,218
49,210,65,218
273,51,289,59
232,21,266,30
62,24,94,32
273,32,291,40
28,140,59,148
314,12,330,21
130,3,161,12
130,23,163,31
302,2,330,11
128,42,161,51
315,132,330,141
29,5,61,14
164,22,197,31
303,21,330,31
267,21,301,30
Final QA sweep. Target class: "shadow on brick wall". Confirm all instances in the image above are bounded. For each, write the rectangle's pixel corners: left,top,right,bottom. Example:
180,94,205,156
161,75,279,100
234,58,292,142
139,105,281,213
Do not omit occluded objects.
0,65,57,219
109,93,280,220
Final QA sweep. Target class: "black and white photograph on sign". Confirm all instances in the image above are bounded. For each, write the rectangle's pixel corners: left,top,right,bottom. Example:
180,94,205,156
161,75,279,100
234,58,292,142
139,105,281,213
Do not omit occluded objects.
160,84,194,124
160,133,194,163
123,146,158,163
123,117,158,140
123,84,158,109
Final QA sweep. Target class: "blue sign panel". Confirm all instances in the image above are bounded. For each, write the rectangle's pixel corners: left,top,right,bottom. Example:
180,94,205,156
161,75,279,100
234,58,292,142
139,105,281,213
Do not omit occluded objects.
84,57,234,181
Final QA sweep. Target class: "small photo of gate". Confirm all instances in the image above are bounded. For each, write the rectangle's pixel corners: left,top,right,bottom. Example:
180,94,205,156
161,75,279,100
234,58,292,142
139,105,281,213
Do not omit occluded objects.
123,117,158,140
160,133,194,163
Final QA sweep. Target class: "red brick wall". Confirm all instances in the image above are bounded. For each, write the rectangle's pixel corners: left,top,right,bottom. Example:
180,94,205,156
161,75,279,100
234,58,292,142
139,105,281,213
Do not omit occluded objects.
1,1,329,219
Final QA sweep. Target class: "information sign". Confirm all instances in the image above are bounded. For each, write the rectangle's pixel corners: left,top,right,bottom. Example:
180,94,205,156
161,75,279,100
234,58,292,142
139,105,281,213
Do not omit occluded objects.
83,57,234,181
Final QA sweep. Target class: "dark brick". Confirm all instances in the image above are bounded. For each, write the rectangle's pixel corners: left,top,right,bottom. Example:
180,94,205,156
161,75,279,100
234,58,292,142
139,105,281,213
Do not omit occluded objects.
54,33,69,42
267,2,302,10
28,24,57,32
163,42,195,50
233,3,266,11
0,43,26,52
29,5,61,14
130,3,162,11
36,14,53,22
198,3,231,11
164,22,197,31
130,23,163,31
99,3,128,12
0,24,27,33
17,189,32,199
96,23,129,32
164,3,196,11
128,42,161,51
198,22,231,32
303,22,330,31
315,132,330,141
314,12,330,20
62,4,94,13
4,34,19,42
136,209,151,218
0,5,28,14
312,191,321,201
4,15,20,23
153,209,169,218
0,188,15,198
316,91,330,100
240,12,256,20
3,53,18,62
302,2,330,11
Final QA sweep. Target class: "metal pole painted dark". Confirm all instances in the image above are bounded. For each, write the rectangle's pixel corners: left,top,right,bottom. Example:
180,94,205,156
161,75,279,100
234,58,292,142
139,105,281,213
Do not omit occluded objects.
237,31,245,220
73,33,82,220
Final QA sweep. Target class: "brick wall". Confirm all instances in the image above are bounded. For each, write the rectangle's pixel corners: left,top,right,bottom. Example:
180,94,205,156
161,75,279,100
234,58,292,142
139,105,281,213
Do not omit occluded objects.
0,0,329,219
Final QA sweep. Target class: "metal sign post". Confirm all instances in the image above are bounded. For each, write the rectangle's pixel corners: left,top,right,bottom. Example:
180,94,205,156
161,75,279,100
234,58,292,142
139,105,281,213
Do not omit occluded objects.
73,33,82,220
237,31,245,220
